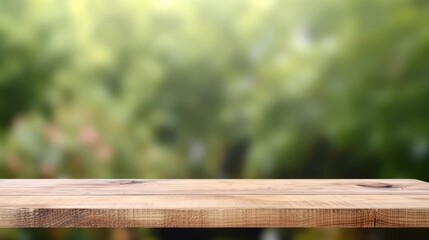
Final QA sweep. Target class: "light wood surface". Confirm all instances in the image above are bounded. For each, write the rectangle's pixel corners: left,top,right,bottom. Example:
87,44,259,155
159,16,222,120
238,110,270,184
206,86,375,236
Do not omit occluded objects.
0,179,428,228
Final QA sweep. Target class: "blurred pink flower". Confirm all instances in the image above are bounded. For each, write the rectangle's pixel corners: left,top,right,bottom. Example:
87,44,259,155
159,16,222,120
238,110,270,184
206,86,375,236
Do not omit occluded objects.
78,125,99,145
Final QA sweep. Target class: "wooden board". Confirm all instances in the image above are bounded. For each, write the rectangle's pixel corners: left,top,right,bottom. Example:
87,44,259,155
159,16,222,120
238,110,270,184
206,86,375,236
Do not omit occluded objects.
0,179,428,228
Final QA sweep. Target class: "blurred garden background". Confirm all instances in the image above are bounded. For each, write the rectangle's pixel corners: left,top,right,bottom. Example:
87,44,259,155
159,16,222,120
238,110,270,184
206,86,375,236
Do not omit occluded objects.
0,0,429,239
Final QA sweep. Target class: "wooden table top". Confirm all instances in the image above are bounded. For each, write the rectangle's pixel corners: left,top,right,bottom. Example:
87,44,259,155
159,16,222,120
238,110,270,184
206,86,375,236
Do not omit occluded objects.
0,179,428,228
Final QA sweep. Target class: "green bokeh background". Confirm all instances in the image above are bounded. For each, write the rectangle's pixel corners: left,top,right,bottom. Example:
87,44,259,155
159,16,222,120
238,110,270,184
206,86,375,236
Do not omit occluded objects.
0,0,428,239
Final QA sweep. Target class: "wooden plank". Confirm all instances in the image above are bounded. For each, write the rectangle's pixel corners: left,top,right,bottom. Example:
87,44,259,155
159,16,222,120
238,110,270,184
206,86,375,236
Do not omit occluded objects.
0,179,427,228
0,179,428,195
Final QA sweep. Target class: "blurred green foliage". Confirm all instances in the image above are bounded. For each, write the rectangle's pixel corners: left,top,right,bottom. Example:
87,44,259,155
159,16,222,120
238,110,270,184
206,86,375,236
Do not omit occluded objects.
0,0,429,239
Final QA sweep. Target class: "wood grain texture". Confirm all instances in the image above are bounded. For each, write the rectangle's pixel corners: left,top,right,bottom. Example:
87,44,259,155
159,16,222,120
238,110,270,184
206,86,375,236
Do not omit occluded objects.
0,179,427,228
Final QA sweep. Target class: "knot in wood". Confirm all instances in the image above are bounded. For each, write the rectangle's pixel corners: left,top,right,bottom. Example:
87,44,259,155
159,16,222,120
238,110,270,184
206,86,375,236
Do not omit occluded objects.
357,182,393,188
